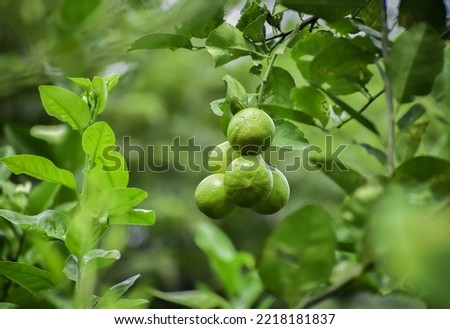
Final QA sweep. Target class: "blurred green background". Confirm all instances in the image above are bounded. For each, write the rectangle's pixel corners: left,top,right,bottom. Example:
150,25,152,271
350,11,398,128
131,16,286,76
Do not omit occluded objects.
2,0,447,308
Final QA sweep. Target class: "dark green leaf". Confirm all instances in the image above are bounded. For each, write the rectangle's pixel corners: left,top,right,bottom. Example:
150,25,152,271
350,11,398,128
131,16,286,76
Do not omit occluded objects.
354,142,386,166
0,209,69,241
272,119,309,149
291,86,329,126
237,2,268,42
397,104,426,130
396,122,429,162
38,86,90,131
1,155,77,190
0,303,17,309
259,205,337,307
314,159,367,195
260,104,318,127
281,0,368,22
176,0,224,38
129,33,193,52
243,14,267,42
386,23,445,104
151,289,230,309
394,156,450,183
263,67,295,107
206,23,263,67
399,0,446,33
26,182,61,215
358,0,381,31
0,261,56,295
109,209,156,226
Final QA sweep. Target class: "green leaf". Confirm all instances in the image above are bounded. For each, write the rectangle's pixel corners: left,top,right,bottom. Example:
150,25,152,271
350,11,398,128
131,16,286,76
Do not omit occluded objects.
394,156,450,183
82,121,115,161
26,181,61,215
92,76,107,116
129,33,193,52
399,0,446,32
263,67,295,107
291,86,329,126
354,142,386,166
259,205,337,307
237,2,268,42
309,38,374,94
317,86,379,135
0,209,69,241
97,274,142,308
89,151,129,191
223,75,247,114
30,125,69,144
38,86,90,131
272,119,309,149
1,155,77,190
396,122,429,162
107,299,149,309
0,146,14,181
195,221,254,298
63,255,78,281
176,0,224,38
109,209,156,226
103,74,120,92
386,23,445,104
260,104,318,127
314,159,367,195
281,0,368,22
358,0,381,31
206,23,263,67
151,289,230,309
68,77,91,91
0,261,56,295
397,104,426,130
0,303,17,309
86,187,147,216
210,98,227,116
83,249,121,272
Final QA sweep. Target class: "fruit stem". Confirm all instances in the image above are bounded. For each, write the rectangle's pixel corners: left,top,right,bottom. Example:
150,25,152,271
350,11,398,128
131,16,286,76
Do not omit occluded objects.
380,0,396,176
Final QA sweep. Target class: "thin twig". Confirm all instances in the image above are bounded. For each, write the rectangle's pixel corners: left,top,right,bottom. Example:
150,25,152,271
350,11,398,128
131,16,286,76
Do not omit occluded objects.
380,0,396,176
336,89,385,129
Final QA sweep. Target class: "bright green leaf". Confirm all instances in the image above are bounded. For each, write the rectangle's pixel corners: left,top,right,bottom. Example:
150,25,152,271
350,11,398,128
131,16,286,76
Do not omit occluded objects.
103,74,120,91
83,249,121,272
38,86,90,131
30,125,69,144
26,182,61,215
0,209,69,241
109,209,156,226
129,33,193,52
291,86,329,126
82,121,115,161
89,154,129,191
63,255,78,281
386,23,444,104
176,0,224,38
86,187,147,217
92,76,107,116
282,0,368,22
223,75,247,114
0,261,56,295
0,146,14,181
259,205,337,307
97,274,142,308
1,155,77,190
68,77,91,91
272,119,309,149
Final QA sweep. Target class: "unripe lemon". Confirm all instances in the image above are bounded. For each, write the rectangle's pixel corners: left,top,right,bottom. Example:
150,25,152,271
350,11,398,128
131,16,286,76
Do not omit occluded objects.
227,108,275,155
223,155,273,208
253,168,290,214
195,173,235,219
208,141,240,173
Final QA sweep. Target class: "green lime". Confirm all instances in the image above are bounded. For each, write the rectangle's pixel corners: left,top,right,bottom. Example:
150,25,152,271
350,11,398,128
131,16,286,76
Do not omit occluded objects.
253,168,290,214
208,141,240,173
195,173,235,219
227,108,275,155
224,155,273,208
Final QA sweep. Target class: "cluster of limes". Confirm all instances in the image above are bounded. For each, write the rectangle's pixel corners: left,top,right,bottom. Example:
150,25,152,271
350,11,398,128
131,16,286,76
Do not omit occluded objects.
195,108,290,219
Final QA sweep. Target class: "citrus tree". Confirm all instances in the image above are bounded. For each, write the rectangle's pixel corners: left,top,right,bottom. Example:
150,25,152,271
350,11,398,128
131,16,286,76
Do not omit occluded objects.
132,0,450,308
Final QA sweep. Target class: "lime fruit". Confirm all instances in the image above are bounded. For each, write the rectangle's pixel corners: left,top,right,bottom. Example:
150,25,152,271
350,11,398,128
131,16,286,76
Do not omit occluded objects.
224,155,273,208
208,141,240,173
195,173,235,219
253,168,290,214
227,108,275,155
